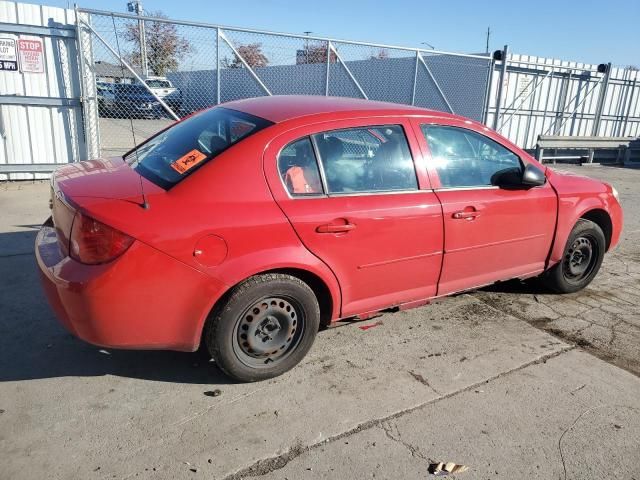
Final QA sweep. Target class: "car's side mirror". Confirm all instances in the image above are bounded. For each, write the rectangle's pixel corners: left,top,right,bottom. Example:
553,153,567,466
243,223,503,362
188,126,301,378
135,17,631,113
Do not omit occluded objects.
491,163,546,189
521,163,546,187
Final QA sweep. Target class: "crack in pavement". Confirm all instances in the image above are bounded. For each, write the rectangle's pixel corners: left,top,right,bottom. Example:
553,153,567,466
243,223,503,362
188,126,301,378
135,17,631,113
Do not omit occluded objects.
408,370,441,395
221,346,574,479
379,421,431,463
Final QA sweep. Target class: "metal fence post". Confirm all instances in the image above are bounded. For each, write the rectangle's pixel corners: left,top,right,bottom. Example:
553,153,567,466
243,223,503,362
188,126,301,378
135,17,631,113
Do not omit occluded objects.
481,57,495,125
216,27,221,104
554,71,571,135
325,41,330,96
492,45,508,130
74,5,87,161
411,51,419,106
591,63,611,136
621,70,638,137
74,7,99,160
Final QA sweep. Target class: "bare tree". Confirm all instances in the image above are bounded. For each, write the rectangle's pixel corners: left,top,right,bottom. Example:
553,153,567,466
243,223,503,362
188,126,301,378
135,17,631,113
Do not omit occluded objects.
124,11,192,76
223,43,269,69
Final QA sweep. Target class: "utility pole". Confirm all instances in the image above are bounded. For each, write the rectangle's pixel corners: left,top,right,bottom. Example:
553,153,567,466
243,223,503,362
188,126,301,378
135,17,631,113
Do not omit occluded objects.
485,27,490,54
127,1,148,77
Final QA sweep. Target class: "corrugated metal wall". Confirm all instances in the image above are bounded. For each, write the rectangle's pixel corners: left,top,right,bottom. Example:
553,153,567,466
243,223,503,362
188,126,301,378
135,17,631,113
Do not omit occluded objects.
0,0,85,180
487,53,640,149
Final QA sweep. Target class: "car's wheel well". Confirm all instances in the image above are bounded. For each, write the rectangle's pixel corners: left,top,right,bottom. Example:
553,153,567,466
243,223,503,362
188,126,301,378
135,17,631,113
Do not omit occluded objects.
581,209,612,250
265,268,334,329
204,268,335,346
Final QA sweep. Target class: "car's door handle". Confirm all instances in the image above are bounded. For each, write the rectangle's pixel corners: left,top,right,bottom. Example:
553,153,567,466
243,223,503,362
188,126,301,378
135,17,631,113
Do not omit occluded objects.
316,222,357,233
452,210,480,220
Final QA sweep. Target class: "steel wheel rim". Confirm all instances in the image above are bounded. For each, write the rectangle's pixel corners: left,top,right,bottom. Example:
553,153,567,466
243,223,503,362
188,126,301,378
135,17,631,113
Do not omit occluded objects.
563,235,598,284
232,296,304,369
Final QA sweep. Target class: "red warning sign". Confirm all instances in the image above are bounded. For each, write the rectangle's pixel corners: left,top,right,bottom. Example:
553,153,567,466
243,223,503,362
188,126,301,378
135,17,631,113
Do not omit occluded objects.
18,39,44,73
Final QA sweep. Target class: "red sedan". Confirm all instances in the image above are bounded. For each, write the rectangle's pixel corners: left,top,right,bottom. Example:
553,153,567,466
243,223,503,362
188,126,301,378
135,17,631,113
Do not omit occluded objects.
36,96,623,381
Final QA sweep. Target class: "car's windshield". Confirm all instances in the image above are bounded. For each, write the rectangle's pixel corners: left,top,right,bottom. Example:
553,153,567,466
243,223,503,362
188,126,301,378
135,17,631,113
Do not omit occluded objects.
125,107,273,189
146,79,171,88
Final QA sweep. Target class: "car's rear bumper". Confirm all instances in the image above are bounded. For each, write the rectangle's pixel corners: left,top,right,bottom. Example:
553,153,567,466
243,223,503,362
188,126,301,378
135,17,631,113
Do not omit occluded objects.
36,224,226,351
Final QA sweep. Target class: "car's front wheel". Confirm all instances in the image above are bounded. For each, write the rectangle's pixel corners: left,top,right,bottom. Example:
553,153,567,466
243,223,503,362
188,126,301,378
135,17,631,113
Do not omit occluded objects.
541,218,605,293
205,273,320,382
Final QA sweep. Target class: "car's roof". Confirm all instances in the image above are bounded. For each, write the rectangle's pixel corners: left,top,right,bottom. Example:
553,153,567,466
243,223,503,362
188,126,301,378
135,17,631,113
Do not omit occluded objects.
223,95,459,124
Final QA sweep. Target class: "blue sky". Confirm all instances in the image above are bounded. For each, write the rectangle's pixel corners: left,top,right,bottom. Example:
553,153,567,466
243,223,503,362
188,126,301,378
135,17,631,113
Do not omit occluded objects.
37,0,640,66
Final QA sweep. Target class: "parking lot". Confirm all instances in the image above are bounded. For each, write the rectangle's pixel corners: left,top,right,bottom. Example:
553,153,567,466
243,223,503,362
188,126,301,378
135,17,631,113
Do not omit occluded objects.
1,165,639,479
98,118,174,157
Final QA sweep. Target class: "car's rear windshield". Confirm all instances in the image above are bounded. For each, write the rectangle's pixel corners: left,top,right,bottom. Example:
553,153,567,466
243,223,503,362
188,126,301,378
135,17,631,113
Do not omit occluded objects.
125,107,273,189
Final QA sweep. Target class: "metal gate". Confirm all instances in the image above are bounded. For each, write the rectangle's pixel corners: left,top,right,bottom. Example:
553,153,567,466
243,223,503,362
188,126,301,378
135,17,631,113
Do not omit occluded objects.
75,8,494,158
488,51,640,149
0,1,85,180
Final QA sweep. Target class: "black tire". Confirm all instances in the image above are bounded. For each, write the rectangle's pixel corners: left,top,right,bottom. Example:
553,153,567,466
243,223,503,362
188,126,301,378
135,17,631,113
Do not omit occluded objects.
541,219,605,293
205,273,320,382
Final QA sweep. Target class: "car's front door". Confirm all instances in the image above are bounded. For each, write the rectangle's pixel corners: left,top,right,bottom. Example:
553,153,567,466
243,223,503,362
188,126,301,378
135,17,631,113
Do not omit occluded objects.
264,118,443,317
412,119,557,296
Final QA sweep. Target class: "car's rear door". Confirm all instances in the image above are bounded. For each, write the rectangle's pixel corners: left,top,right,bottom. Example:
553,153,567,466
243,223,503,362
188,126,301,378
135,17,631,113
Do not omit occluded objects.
263,117,443,317
411,118,557,295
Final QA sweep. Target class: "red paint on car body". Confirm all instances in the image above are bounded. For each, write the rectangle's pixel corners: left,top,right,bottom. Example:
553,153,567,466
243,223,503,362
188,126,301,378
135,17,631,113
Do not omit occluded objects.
36,96,623,352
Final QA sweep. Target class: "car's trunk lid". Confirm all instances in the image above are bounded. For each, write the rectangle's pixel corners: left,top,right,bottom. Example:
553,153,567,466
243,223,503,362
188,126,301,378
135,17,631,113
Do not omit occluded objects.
54,157,164,200
50,157,164,255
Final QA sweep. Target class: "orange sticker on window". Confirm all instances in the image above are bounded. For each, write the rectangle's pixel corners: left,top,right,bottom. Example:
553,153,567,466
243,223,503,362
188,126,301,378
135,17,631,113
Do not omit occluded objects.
170,149,207,174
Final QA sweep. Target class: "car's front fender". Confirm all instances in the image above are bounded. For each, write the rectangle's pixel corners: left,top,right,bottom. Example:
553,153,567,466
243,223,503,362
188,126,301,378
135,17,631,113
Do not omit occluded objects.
547,170,623,265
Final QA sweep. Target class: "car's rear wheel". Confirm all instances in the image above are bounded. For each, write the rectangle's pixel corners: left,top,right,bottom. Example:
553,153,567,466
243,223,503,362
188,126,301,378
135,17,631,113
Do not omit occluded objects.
541,219,605,293
205,273,320,382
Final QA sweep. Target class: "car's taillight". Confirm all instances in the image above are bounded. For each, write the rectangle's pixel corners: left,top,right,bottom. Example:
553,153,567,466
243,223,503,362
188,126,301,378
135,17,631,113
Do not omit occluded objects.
69,212,134,265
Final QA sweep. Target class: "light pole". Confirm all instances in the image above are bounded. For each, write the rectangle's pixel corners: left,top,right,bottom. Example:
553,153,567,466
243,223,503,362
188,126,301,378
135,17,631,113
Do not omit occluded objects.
485,27,491,54
420,41,435,50
127,1,148,77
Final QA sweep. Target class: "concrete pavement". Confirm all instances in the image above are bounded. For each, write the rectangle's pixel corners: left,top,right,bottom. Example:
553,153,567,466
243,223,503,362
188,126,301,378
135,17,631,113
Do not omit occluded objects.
0,165,639,479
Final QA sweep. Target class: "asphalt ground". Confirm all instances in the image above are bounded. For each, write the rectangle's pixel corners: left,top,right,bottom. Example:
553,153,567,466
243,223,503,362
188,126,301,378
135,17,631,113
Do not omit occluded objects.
0,164,639,479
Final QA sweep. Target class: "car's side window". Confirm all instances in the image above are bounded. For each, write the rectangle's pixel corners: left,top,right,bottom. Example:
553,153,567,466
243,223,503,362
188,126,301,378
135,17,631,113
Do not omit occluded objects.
421,125,522,188
277,137,324,196
311,125,417,194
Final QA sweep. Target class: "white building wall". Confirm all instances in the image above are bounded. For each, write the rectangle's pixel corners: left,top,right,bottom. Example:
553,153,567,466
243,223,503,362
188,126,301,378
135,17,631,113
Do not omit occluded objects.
0,0,85,180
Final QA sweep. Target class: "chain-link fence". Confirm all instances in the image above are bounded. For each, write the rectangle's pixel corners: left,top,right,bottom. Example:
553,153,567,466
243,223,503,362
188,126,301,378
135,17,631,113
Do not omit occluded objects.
76,8,494,158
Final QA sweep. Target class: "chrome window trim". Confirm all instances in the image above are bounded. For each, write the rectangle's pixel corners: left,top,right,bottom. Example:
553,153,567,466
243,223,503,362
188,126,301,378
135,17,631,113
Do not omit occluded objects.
310,134,330,195
433,185,500,192
326,188,430,198
277,136,328,200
